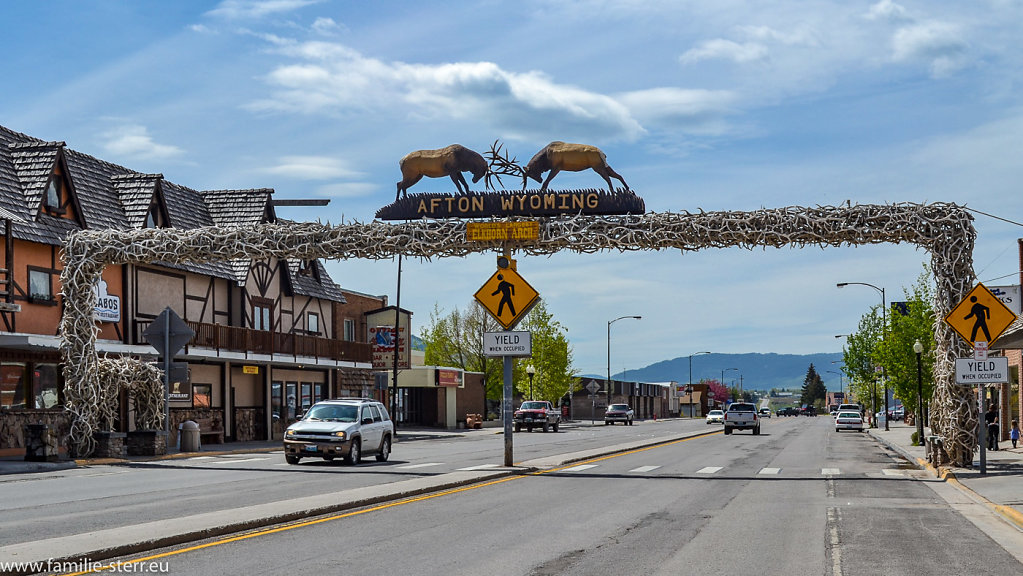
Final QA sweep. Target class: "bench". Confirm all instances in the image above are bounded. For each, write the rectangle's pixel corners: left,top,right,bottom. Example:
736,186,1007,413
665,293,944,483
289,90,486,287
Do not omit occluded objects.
194,417,224,446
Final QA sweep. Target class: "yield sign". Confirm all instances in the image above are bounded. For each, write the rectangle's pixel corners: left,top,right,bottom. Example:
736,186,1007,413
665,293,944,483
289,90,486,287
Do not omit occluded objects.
944,283,1017,346
143,307,195,357
474,267,540,330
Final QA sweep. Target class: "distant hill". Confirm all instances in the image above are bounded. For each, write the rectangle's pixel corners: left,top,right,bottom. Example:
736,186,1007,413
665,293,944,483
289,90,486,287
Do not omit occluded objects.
599,352,845,392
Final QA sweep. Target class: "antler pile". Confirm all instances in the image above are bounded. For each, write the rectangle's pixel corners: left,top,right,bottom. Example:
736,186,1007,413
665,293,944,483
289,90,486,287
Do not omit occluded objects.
485,140,524,190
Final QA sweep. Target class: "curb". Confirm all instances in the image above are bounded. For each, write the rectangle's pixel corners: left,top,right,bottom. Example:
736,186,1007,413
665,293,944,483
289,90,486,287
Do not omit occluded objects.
868,430,1023,532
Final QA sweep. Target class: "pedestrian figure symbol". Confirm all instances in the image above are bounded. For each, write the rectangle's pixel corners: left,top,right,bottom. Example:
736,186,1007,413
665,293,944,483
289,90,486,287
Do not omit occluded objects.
492,274,516,317
965,295,991,342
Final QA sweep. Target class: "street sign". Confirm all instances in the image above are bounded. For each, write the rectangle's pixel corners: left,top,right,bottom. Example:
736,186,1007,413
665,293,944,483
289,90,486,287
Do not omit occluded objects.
483,331,532,357
955,357,1009,385
466,221,539,242
143,307,195,357
586,380,601,394
944,283,1017,347
474,267,540,330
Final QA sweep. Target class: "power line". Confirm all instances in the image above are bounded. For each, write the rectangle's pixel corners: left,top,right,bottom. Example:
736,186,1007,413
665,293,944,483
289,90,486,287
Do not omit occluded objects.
965,207,1023,228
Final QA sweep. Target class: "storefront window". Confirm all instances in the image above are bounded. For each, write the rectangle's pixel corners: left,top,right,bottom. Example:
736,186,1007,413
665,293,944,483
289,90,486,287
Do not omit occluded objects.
300,383,312,411
32,363,60,409
1,362,25,409
286,382,297,420
193,384,212,408
314,383,324,403
272,381,282,422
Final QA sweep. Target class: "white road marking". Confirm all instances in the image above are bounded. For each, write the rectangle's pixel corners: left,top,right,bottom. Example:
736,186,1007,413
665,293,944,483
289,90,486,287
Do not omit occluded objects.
630,465,661,473
398,462,444,469
822,468,841,476
215,457,270,464
562,464,599,472
696,466,723,474
457,464,501,471
759,467,781,475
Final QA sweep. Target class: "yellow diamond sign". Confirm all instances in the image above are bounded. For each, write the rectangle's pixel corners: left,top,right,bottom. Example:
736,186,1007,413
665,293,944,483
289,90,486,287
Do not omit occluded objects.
474,267,540,330
944,283,1018,346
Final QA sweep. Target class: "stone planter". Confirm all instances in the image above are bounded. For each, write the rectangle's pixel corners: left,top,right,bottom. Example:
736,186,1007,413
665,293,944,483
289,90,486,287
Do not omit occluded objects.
92,431,127,459
127,430,168,456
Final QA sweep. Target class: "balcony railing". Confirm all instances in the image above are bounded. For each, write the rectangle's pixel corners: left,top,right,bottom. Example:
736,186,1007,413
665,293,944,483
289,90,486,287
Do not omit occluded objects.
135,319,371,364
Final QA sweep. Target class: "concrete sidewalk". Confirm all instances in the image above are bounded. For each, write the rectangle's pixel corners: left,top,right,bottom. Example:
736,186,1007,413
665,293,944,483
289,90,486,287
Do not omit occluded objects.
869,420,1023,531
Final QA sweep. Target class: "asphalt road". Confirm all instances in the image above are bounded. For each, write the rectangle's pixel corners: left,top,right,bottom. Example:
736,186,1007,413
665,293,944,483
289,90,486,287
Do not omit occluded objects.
92,417,1023,576
0,418,708,547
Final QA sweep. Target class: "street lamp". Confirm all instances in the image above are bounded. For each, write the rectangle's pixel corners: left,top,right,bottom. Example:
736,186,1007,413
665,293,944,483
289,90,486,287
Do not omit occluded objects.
914,339,924,443
826,370,844,399
688,351,711,418
838,281,889,431
526,364,536,401
608,316,641,410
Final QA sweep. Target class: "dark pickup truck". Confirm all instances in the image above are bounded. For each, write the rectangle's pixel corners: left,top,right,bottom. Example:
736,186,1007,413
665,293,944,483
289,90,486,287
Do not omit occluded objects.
514,400,561,432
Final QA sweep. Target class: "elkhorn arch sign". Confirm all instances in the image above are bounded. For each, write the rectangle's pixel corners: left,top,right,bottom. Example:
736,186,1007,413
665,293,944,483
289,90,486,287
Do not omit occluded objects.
60,203,977,464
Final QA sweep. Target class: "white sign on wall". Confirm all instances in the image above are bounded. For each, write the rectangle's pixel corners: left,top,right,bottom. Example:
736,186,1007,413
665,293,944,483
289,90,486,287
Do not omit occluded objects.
93,280,120,323
990,285,1021,315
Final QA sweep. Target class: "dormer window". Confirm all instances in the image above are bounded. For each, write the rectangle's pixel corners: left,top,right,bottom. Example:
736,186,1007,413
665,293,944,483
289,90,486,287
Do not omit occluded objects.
298,260,314,276
144,203,164,228
44,178,62,212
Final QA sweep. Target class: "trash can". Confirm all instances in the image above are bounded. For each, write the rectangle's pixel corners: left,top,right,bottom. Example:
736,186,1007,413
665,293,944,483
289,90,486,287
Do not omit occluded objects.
179,420,200,452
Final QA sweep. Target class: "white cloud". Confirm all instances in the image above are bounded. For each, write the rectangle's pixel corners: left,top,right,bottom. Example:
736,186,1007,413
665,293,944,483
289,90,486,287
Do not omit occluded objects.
264,155,363,180
616,88,737,135
311,17,341,36
314,182,379,199
205,0,323,20
101,124,184,160
246,41,644,141
865,0,909,22
679,39,768,65
892,21,969,77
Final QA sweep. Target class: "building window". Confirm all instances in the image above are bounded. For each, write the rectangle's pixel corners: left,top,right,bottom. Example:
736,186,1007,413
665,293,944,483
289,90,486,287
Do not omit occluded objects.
28,269,52,301
308,312,319,335
144,203,163,229
0,362,25,409
343,318,355,341
252,299,273,331
44,178,61,210
32,364,60,409
193,384,212,408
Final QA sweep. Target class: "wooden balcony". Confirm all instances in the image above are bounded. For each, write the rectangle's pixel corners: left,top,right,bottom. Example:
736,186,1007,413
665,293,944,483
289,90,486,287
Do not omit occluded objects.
135,320,371,364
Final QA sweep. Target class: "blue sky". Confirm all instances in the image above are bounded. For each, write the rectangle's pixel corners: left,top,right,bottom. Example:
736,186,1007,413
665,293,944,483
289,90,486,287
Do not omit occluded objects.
3,0,1022,381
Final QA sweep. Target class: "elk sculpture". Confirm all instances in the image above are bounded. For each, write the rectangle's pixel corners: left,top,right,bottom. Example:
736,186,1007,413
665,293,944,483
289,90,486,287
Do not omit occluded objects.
395,144,490,200
520,141,629,192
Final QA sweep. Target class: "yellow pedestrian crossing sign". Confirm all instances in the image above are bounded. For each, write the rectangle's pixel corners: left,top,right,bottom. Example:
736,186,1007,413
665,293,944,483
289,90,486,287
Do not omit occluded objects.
944,283,1018,346
474,267,540,330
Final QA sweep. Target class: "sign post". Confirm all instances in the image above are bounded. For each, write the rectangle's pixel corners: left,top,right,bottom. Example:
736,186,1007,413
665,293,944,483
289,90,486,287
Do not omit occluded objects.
142,307,195,433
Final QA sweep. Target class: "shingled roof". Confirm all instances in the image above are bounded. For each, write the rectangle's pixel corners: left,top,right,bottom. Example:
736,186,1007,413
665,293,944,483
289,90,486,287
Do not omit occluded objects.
0,124,334,289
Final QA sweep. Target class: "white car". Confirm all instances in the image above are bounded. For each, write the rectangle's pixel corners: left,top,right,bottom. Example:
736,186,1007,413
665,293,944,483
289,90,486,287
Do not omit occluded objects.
835,411,864,432
284,398,393,465
706,409,725,424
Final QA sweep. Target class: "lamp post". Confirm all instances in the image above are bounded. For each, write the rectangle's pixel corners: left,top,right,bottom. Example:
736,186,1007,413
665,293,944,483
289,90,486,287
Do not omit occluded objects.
526,364,536,401
913,339,924,443
688,351,711,417
838,281,888,431
608,315,641,411
826,370,844,401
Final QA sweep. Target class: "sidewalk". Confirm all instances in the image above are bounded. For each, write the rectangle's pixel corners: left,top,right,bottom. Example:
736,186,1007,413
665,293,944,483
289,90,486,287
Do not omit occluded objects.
868,420,1023,530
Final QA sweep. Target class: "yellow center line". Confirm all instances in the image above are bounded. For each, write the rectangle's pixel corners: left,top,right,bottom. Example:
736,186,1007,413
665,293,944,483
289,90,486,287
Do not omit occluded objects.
60,431,719,575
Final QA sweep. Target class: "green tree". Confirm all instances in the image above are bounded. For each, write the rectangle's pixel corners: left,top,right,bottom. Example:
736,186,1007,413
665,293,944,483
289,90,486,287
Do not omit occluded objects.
841,306,883,418
515,300,576,402
800,364,827,408
876,271,935,418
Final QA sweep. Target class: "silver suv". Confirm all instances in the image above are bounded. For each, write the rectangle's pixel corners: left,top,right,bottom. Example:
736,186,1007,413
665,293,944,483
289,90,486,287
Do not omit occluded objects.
283,398,393,465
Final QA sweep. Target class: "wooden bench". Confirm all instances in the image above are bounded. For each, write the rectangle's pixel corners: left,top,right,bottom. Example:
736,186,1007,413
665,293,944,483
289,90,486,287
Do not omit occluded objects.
194,417,224,446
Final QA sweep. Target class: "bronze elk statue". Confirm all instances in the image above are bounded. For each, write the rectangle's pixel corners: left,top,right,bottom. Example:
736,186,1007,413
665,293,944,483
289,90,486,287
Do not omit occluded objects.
395,144,491,200
521,141,629,192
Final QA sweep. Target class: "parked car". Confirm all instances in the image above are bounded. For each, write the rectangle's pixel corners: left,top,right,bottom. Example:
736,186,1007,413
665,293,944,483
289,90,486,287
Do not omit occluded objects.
758,408,772,418
706,409,725,424
514,400,561,432
835,411,864,432
724,402,760,435
777,407,798,417
605,403,635,425
283,398,393,465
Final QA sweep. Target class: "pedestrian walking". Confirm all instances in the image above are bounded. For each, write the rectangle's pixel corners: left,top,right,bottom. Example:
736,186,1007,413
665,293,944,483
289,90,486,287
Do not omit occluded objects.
985,403,999,451
1010,420,1020,449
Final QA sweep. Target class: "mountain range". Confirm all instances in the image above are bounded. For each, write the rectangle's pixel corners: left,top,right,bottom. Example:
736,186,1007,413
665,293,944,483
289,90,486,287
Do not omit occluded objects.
601,352,846,392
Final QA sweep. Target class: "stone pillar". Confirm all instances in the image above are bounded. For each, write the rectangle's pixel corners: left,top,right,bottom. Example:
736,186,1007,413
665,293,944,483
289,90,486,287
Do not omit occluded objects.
127,430,168,456
92,431,127,459
24,424,58,462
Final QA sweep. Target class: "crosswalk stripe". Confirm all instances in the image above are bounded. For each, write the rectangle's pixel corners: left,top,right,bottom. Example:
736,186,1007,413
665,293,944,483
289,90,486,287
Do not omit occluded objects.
822,468,841,475
562,464,599,472
696,466,723,474
630,465,661,473
759,467,781,475
398,462,444,469
216,457,270,464
457,464,501,471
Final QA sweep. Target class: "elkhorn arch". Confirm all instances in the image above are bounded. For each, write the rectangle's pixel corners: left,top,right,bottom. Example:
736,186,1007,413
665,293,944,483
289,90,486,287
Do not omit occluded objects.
60,202,977,464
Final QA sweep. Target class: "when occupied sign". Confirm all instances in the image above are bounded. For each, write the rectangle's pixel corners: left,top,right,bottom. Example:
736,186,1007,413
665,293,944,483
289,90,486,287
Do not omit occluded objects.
483,331,532,357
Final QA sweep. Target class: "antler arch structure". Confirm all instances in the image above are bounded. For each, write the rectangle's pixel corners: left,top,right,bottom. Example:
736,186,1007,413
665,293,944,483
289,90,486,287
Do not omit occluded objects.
61,202,977,463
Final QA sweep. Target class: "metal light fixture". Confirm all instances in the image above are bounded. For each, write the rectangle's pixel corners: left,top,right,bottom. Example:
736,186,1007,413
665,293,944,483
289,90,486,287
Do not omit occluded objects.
838,281,889,430
913,339,924,442
526,364,536,400
688,351,711,418
608,315,641,410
